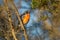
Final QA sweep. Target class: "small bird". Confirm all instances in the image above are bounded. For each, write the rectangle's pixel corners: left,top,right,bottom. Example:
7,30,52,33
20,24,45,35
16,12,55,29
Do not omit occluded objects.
21,11,30,25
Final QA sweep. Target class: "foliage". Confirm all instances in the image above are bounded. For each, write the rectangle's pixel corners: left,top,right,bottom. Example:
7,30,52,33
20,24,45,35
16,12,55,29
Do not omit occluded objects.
31,0,60,24
31,0,60,14
31,0,60,40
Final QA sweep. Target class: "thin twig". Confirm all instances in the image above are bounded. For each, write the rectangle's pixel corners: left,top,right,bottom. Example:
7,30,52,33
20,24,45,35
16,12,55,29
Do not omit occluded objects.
3,0,18,40
9,0,28,40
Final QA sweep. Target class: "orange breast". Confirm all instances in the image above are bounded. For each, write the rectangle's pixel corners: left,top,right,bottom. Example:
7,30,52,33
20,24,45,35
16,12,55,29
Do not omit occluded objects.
22,13,30,24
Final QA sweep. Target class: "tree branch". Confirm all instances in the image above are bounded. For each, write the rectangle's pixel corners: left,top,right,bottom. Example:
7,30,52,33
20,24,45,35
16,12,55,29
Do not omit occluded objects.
4,0,18,40
9,0,28,40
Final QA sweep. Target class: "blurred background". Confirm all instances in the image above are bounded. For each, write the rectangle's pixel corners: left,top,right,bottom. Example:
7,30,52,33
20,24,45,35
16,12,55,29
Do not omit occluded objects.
0,0,60,40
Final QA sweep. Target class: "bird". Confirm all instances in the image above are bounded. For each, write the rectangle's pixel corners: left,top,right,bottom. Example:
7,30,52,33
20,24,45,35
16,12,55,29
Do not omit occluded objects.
20,11,30,25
